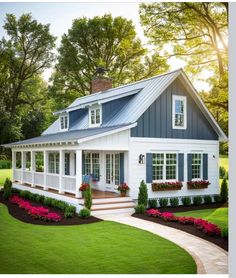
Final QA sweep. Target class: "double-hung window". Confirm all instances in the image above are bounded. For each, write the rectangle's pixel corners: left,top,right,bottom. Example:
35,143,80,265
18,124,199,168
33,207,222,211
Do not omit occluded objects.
192,153,202,179
172,95,187,129
48,153,59,174
152,153,177,181
83,152,100,180
60,114,68,131
89,105,101,127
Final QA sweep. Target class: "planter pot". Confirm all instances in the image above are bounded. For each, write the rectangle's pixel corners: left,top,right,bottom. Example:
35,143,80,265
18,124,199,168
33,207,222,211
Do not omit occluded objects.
187,184,209,190
120,191,127,197
152,184,183,192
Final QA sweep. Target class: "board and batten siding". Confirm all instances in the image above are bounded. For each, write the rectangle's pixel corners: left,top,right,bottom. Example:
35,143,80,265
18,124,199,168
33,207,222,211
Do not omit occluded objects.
128,138,219,199
131,78,218,140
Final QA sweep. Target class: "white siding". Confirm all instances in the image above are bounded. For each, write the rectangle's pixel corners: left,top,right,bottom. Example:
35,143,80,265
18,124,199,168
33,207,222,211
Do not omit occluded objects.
129,137,219,199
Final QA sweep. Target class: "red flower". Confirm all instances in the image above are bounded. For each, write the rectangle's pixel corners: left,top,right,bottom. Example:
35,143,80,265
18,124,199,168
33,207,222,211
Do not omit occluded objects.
79,183,90,191
117,183,130,193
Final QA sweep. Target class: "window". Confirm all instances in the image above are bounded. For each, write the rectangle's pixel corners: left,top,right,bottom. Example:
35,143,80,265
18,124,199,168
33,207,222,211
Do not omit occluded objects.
48,153,59,174
192,153,202,179
60,114,68,131
89,105,102,127
16,152,22,169
152,153,177,181
25,152,31,171
64,153,70,176
35,152,44,172
172,95,187,129
83,152,100,180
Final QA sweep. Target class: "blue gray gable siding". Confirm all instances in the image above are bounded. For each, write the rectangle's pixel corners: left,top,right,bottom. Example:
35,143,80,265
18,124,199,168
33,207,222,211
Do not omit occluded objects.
131,78,218,140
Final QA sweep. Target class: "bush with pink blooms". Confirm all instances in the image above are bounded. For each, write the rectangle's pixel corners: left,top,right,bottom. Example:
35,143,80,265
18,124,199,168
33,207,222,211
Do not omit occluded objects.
10,195,61,222
145,208,221,237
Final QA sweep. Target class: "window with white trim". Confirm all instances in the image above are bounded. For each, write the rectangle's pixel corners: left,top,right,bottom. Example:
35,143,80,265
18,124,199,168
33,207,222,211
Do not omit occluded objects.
192,153,202,179
48,153,59,174
60,114,68,131
172,95,187,129
83,152,100,180
152,153,177,181
89,105,102,127
35,152,44,172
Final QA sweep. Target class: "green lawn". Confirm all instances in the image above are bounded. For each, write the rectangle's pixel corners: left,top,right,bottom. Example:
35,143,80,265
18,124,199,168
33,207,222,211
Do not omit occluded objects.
0,204,196,274
0,169,12,186
176,207,228,231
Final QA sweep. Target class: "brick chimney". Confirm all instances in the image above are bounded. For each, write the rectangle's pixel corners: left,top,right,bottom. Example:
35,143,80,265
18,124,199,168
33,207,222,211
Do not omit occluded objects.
90,76,112,94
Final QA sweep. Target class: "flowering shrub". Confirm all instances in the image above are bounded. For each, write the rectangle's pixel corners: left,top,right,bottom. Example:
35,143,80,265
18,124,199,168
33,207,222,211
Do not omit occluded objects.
79,183,90,192
117,183,130,193
187,180,210,189
152,181,183,191
145,208,221,237
10,195,61,222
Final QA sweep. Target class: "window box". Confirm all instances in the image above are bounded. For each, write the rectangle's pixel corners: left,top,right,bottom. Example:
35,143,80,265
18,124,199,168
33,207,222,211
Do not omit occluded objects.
187,180,210,189
152,181,183,191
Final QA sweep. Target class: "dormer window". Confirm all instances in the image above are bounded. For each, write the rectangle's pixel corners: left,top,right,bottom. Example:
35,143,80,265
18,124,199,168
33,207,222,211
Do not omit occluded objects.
60,114,69,131
89,105,102,127
172,95,187,129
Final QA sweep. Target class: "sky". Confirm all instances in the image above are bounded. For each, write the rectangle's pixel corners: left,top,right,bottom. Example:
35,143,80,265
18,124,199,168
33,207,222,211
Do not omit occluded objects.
0,2,211,91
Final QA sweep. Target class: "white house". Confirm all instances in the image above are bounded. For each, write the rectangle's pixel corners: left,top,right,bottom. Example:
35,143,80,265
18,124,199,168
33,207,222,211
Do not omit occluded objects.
4,69,227,214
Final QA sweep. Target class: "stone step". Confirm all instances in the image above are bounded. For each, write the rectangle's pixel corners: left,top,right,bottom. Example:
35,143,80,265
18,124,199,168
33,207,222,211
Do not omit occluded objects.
91,201,135,210
79,196,133,205
91,207,135,216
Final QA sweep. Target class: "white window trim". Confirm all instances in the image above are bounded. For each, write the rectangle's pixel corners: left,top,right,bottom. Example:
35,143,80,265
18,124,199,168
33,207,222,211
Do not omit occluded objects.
191,152,203,181
172,95,187,130
59,113,69,132
89,105,102,128
83,152,100,179
152,152,178,182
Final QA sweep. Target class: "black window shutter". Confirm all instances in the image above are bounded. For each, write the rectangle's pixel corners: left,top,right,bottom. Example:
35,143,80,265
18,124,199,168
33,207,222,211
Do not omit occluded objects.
146,153,153,183
178,153,184,181
187,153,192,181
120,153,124,184
203,153,208,180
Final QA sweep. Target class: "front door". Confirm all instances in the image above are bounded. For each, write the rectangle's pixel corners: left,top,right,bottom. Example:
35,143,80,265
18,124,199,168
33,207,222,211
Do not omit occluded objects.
105,153,120,191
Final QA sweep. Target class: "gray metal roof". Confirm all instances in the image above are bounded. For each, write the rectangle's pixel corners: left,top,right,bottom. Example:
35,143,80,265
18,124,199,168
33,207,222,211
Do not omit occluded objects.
4,125,132,147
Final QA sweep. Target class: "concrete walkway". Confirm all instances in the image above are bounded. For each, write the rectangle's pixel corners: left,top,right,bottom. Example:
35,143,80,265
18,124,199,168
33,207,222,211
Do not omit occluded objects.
100,213,228,274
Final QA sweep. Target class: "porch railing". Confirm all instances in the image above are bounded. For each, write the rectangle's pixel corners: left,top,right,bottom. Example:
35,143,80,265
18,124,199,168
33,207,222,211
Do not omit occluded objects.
62,176,76,193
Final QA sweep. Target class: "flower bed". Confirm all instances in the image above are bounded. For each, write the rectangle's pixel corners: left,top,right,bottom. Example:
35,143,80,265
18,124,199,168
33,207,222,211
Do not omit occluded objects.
187,180,210,189
152,181,183,191
146,208,221,236
10,195,61,222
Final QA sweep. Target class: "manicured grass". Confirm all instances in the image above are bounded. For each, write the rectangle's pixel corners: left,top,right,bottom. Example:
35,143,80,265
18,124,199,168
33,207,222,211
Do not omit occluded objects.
0,169,12,186
0,204,196,274
175,207,228,231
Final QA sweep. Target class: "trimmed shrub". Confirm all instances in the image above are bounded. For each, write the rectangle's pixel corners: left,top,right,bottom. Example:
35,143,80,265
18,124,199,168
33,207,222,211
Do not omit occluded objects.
203,195,212,204
148,199,157,209
169,197,179,207
220,178,228,203
3,178,12,200
135,204,145,214
19,190,31,200
79,208,91,219
181,197,191,206
219,166,226,179
138,180,148,207
0,160,12,169
193,196,202,206
84,186,92,209
221,227,228,238
159,198,168,208
43,197,53,207
213,195,222,203
12,188,20,194
64,205,76,218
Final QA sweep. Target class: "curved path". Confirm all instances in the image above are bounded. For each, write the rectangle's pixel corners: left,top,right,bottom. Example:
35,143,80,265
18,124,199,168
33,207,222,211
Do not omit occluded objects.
100,213,228,274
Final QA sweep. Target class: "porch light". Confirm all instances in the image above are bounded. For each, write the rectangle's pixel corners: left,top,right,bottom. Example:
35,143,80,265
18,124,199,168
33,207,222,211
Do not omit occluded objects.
139,154,145,164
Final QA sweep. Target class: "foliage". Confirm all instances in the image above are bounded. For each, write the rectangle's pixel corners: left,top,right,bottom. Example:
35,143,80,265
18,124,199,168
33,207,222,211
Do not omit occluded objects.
169,197,179,208
64,205,76,218
203,195,212,204
79,208,91,219
159,198,168,208
0,160,12,169
187,180,210,189
192,196,202,206
220,178,228,203
135,204,145,214
152,181,183,191
3,178,12,200
84,186,92,210
138,180,148,207
79,183,90,192
50,14,168,110
117,183,130,193
148,199,157,209
221,227,228,238
219,166,227,179
213,195,222,203
181,197,191,207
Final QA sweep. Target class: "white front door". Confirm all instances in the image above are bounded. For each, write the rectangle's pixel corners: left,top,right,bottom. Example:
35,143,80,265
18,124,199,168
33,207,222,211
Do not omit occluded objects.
105,153,120,191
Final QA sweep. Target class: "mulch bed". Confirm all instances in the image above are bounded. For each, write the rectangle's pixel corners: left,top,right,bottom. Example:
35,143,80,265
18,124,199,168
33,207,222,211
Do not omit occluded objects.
133,213,228,251
0,192,102,226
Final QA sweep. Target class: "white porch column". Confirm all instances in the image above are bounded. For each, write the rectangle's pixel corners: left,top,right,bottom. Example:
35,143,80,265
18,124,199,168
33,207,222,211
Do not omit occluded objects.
31,151,35,187
75,149,82,198
59,150,64,194
43,150,47,190
12,150,15,181
70,152,75,176
21,151,25,183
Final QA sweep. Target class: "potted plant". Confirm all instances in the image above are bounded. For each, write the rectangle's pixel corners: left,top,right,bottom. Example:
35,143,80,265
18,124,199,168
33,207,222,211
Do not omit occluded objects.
117,183,130,197
79,183,90,198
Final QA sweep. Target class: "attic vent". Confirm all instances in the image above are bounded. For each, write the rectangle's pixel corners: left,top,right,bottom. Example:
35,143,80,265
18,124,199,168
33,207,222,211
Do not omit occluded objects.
90,67,112,94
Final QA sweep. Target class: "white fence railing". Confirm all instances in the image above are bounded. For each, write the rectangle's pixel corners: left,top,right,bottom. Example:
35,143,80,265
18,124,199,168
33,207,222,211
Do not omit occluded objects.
62,176,76,193
14,169,22,181
47,174,59,190
34,172,44,187
23,171,32,184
